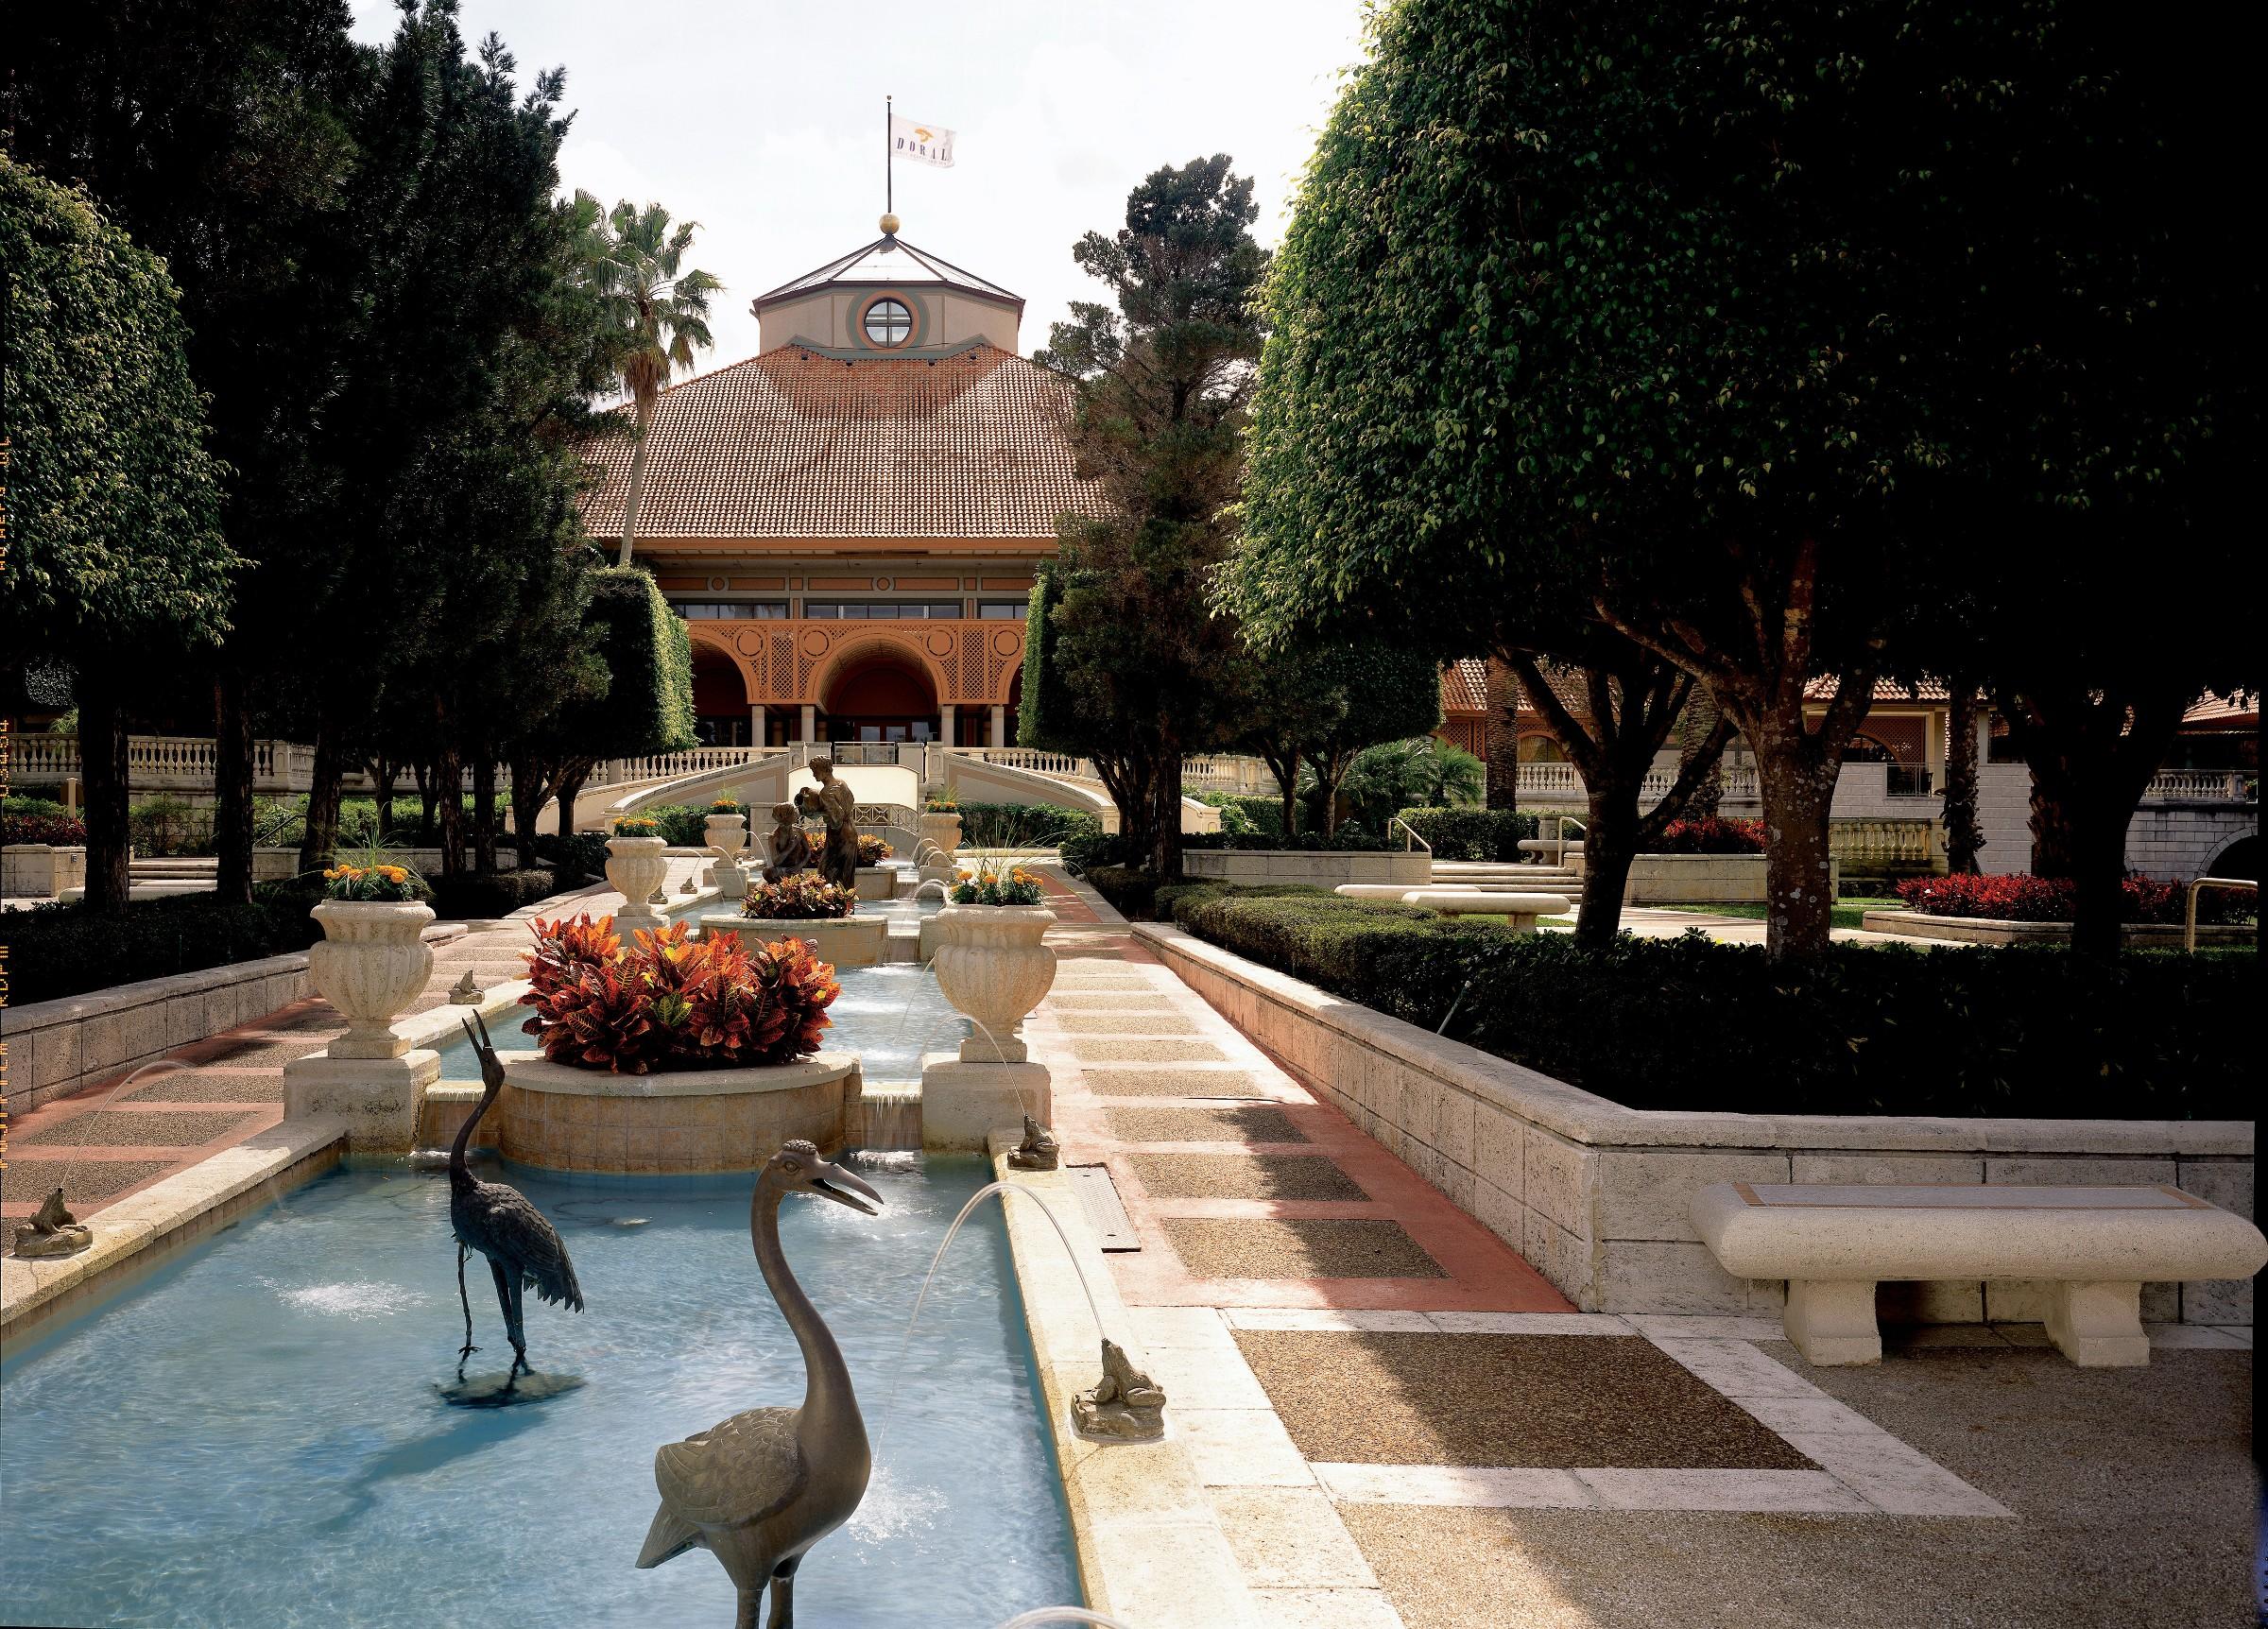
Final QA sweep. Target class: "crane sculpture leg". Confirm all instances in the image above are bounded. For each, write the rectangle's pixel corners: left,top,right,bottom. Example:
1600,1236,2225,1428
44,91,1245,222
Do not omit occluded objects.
488,1256,530,1380
456,1243,481,1374
768,1554,803,1629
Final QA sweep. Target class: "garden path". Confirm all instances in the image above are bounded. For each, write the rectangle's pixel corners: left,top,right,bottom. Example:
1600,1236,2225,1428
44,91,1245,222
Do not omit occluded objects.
1028,872,2252,1629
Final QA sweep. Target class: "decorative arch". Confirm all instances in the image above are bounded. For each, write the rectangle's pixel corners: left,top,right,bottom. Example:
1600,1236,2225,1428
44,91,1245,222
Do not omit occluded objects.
806,629,955,710
685,625,756,703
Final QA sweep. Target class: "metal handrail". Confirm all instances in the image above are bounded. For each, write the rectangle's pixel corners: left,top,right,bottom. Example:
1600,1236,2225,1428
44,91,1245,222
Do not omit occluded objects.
1541,813,1586,868
2186,877,2258,953
1387,814,1433,855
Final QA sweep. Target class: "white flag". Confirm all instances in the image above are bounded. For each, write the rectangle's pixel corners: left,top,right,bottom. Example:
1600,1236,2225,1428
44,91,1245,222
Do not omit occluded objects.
891,115,955,168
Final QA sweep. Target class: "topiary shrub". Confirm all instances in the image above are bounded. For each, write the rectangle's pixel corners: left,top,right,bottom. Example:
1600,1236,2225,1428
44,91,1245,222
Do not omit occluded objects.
1394,807,1538,861
520,916,838,1073
1651,816,1765,854
3,811,88,845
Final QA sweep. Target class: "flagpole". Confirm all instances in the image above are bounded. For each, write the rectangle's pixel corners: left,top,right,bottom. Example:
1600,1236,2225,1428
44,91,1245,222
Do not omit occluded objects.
885,94,893,220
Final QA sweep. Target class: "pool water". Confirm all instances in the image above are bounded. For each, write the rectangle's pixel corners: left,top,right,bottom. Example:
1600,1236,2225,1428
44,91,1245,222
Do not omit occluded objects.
0,1156,1078,1628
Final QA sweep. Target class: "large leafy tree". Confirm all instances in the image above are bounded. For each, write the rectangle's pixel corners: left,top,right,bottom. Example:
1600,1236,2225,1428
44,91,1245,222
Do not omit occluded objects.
1,157,234,908
7,0,367,903
1227,0,2252,956
1024,155,1270,875
587,197,720,567
1239,641,1444,837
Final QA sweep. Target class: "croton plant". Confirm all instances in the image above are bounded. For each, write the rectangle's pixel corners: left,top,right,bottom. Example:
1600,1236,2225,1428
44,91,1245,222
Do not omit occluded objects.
521,916,838,1073
855,832,893,866
741,874,857,920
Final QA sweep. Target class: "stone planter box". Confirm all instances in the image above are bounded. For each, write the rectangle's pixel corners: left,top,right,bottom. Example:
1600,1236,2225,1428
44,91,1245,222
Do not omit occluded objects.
1134,922,2254,1329
854,865,898,901
700,912,887,969
919,811,962,863
1182,849,1431,886
1861,910,2254,948
1620,853,1837,904
2,923,468,1114
3,844,87,898
249,847,514,883
495,1049,860,1171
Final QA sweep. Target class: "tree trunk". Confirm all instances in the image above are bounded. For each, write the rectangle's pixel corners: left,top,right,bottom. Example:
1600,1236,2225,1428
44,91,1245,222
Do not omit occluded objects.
212,668,255,905
435,738,467,878
555,761,591,839
509,751,547,868
1148,756,1184,878
1943,689,1984,874
1752,742,1838,957
616,399,653,568
471,752,498,873
1573,779,1639,948
77,666,133,912
297,711,346,873
414,760,437,845
2004,685,2184,961
1678,689,1726,821
1484,657,1522,811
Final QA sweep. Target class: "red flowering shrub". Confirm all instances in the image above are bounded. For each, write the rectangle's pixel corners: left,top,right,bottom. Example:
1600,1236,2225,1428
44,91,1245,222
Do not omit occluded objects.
1650,817,1766,854
2,814,89,845
1893,874,2196,924
520,915,839,1073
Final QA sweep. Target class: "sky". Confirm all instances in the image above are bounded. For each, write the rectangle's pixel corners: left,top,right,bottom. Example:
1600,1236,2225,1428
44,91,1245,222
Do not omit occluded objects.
348,0,1373,378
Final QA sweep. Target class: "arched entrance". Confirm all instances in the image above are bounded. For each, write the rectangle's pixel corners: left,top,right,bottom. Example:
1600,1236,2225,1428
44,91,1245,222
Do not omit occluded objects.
822,648,939,745
691,643,751,746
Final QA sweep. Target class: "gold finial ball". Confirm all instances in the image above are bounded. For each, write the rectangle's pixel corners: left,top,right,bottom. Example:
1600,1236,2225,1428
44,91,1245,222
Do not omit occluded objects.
879,212,901,236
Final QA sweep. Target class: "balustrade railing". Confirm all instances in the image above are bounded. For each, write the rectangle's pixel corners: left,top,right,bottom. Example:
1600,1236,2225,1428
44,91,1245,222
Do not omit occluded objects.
593,746,774,786
2143,770,2253,802
1514,762,1761,806
1830,818,1943,867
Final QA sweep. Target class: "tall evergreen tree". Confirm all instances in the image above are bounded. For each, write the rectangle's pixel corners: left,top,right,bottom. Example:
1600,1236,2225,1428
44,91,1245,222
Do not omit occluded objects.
1025,156,1269,875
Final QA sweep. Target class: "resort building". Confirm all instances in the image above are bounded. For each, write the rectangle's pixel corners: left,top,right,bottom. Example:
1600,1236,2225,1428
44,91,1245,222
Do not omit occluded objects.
577,223,1097,752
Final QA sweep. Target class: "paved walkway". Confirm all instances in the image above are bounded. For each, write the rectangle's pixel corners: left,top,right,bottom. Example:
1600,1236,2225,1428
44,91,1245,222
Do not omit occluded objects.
1025,875,2258,1629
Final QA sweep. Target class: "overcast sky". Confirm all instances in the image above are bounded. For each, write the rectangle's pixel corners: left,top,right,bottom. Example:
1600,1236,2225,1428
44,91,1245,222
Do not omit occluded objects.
348,0,1372,379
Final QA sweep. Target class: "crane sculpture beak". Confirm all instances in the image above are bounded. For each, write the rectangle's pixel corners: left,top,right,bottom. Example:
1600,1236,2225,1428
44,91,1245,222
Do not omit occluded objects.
806,1157,885,1217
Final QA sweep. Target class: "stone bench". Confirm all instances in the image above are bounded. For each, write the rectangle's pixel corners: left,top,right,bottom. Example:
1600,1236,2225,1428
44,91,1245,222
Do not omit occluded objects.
1515,838,1583,858
1691,1181,2267,1368
1331,884,1571,934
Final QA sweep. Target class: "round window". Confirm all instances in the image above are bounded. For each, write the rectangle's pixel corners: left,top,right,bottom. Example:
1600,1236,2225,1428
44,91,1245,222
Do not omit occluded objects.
863,298,913,348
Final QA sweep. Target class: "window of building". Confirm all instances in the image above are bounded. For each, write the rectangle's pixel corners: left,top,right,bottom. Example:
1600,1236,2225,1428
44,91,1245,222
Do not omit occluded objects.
863,298,913,347
672,601,787,620
801,601,964,620
977,600,1027,620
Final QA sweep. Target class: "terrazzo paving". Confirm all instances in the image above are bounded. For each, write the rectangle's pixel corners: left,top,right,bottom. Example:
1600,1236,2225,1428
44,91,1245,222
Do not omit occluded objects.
1069,1037,1229,1063
1130,1153,1373,1202
1164,1218,1450,1280
1105,1105,1309,1143
21,1108,260,1148
4,1157,180,1205
1082,1067,1269,1098
114,1071,289,1103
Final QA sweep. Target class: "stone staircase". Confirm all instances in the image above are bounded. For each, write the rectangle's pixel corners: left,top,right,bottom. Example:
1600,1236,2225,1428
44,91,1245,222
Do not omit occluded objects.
1430,858,1583,893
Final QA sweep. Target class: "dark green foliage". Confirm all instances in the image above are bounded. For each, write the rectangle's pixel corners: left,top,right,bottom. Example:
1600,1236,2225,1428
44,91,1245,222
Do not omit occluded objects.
8,894,322,1006
532,832,610,882
1055,819,1128,875
1167,889,2255,1119
953,802,1098,848
570,568,698,759
1182,830,1394,852
637,804,711,848
429,866,560,921
1081,865,1158,919
1192,792,1289,835
1394,808,1538,863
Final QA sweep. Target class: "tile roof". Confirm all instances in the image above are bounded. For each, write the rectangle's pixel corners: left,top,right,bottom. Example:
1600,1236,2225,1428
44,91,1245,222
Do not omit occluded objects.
1802,677,1953,703
577,344,1098,540
1441,658,1490,714
753,235,1020,309
2181,689,2259,728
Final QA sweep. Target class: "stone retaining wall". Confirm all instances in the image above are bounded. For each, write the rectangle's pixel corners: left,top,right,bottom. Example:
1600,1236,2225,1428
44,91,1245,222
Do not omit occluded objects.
1135,923,2253,1329
3,923,468,1113
3,844,87,898
1620,853,1840,903
1182,849,1431,885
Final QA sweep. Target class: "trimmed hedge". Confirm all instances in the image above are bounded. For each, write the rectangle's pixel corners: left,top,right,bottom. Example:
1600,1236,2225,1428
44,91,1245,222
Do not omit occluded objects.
7,893,322,1006
1893,872,2250,925
431,867,560,920
1163,885,2253,1119
1082,864,1158,917
1192,790,1291,835
3,812,87,845
1183,828,1395,852
533,832,610,882
1394,807,1538,862
954,801,1098,847
1653,816,1766,854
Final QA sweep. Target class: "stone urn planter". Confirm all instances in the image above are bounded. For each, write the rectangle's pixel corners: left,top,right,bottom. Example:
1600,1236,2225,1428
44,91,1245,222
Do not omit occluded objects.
703,812,747,885
607,834,669,927
930,904,1057,1062
308,900,436,1059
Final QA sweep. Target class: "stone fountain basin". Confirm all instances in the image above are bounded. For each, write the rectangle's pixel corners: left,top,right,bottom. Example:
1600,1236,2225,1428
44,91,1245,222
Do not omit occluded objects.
698,913,887,969
854,866,898,901
495,1049,861,1173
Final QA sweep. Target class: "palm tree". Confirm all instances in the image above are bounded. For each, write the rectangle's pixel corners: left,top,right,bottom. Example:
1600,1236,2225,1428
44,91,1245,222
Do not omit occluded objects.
586,194,721,567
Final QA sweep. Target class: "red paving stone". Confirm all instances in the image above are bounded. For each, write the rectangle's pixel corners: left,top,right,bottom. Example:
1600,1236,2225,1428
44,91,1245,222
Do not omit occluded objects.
1032,885,1572,1316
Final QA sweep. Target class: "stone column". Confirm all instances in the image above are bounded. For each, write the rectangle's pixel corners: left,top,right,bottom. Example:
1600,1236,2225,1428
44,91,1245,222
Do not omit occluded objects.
751,703,766,746
799,703,816,744
988,704,1005,747
939,702,956,746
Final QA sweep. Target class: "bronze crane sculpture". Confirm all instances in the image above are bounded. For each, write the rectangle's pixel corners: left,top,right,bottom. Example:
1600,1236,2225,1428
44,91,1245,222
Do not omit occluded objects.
452,1013,584,1381
636,1140,884,1628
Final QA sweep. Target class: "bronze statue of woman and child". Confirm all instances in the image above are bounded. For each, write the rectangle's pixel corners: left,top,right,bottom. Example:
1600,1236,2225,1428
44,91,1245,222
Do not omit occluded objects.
762,755,859,892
